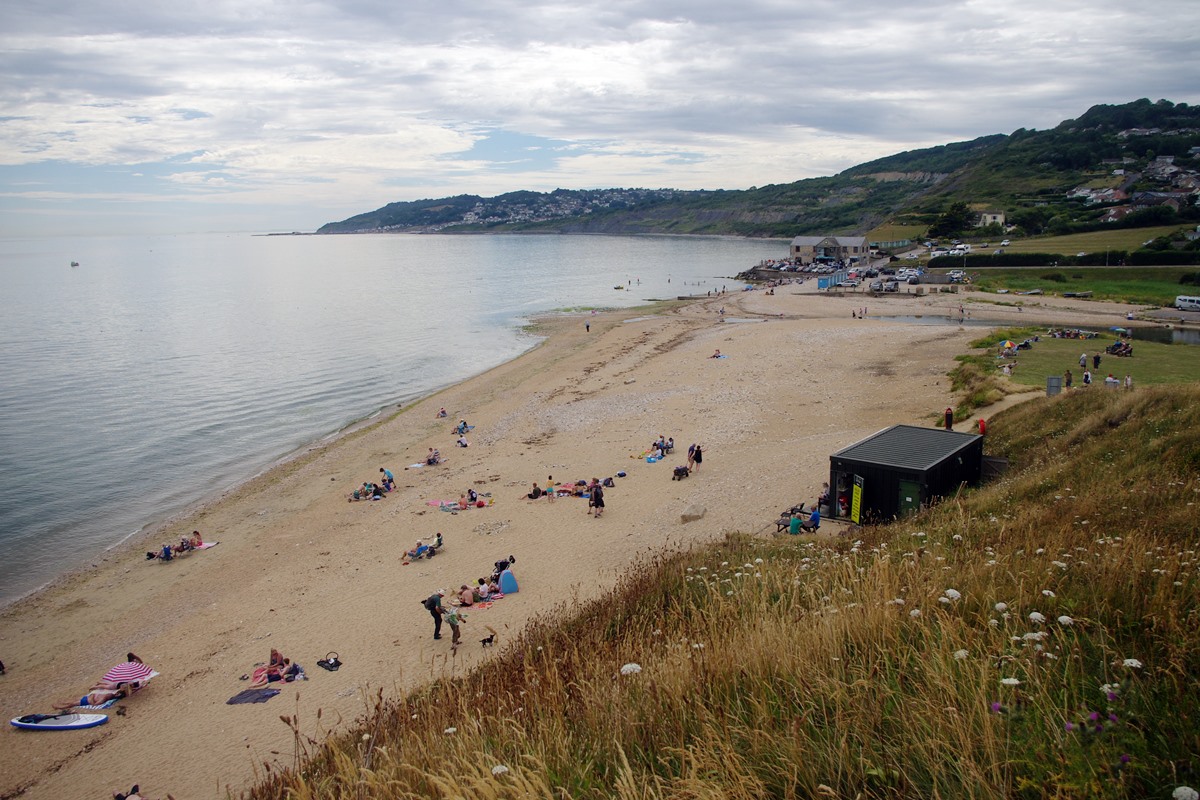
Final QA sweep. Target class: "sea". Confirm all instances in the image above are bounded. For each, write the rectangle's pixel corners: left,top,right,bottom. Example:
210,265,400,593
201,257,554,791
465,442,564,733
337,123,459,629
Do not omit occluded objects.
0,232,786,606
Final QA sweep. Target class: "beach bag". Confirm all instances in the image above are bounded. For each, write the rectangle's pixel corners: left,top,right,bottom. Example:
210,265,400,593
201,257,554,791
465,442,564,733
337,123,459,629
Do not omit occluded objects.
317,652,341,671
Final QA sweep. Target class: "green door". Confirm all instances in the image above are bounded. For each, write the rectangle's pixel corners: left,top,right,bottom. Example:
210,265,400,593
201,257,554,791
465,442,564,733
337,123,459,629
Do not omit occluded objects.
898,479,921,516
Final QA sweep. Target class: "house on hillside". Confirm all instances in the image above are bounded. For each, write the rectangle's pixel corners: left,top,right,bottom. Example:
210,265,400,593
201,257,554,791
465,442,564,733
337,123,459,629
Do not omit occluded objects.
1132,191,1191,212
977,211,1006,227
1101,206,1133,224
789,235,869,265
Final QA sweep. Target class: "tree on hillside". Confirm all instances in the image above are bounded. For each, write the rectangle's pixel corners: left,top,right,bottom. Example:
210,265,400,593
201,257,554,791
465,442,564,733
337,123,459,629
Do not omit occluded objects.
926,202,976,237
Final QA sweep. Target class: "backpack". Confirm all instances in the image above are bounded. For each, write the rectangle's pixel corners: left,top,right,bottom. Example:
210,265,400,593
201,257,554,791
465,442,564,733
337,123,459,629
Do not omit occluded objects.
422,595,439,612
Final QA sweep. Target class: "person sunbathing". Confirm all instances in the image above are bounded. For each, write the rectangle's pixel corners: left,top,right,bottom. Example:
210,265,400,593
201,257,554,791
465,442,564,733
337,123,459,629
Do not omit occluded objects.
54,679,144,710
458,584,475,606
188,531,203,548
248,649,293,687
457,494,470,510
406,540,431,560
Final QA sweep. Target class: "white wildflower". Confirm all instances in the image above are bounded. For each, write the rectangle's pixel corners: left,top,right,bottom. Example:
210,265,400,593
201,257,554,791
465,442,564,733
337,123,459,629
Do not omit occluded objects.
1042,589,1056,597
620,663,642,676
1029,611,1046,624
444,727,457,734
994,602,1008,612
1173,788,1199,800
954,649,969,660
952,534,963,541
944,588,961,601
938,597,951,604
492,765,510,776
909,609,922,618
1123,658,1143,669
1000,677,1021,686
988,618,1000,627
754,558,763,564
1057,615,1074,626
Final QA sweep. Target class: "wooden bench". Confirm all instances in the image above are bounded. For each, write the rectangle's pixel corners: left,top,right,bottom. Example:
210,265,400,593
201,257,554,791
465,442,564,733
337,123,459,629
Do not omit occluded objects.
775,504,807,534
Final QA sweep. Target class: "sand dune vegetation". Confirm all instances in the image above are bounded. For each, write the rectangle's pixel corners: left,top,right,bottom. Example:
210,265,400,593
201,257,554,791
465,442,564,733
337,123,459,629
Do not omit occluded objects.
245,385,1200,800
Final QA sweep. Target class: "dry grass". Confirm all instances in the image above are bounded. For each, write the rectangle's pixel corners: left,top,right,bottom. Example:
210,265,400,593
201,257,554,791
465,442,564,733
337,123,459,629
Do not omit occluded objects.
243,386,1200,800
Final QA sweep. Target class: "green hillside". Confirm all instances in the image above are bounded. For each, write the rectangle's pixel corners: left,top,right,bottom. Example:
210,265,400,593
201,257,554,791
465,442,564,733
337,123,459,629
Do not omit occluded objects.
318,99,1200,239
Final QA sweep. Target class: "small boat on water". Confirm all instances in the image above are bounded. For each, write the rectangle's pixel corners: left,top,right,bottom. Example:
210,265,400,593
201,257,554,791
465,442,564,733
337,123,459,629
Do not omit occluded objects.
70,261,79,267
614,285,624,290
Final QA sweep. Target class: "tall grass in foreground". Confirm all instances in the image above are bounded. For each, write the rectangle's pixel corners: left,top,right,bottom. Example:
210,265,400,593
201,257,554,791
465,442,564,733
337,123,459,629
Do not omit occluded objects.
245,386,1200,800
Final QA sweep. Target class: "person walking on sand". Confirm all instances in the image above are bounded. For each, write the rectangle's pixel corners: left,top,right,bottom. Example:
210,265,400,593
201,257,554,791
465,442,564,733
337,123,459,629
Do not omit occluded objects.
445,605,466,646
687,443,696,470
421,590,445,640
692,444,703,472
590,478,605,518
585,321,590,333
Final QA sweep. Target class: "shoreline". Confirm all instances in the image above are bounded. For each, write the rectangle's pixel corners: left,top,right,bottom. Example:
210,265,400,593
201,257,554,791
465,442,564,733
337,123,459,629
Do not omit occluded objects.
0,287,1146,799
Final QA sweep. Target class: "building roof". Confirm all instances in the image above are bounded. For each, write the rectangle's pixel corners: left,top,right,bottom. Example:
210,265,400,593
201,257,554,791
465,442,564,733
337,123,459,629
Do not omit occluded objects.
790,235,868,247
831,424,982,473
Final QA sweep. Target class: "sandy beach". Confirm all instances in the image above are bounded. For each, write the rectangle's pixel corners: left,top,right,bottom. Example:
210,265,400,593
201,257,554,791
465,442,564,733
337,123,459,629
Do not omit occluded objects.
0,283,1149,799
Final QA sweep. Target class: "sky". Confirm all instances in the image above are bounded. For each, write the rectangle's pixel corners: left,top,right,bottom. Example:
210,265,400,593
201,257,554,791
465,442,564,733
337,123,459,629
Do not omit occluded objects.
1,0,1198,236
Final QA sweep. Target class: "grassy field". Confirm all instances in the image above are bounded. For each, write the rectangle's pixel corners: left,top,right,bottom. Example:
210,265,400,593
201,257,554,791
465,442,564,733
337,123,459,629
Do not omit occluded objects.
964,267,1196,306
972,226,1186,255
960,327,1198,389
244,385,1200,800
867,223,926,243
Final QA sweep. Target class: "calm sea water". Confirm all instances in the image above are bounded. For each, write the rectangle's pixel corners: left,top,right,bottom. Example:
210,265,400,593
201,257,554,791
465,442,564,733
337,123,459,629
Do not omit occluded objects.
0,232,785,605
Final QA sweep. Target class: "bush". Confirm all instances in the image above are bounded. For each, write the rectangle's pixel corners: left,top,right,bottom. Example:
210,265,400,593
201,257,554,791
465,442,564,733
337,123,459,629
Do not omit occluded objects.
1042,272,1068,283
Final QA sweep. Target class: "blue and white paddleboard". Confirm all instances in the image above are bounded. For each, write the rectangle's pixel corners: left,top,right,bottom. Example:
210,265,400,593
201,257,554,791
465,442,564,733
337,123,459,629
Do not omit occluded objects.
11,712,108,731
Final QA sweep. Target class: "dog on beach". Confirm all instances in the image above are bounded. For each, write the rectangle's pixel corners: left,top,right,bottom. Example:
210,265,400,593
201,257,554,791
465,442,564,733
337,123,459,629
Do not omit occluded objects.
480,625,498,647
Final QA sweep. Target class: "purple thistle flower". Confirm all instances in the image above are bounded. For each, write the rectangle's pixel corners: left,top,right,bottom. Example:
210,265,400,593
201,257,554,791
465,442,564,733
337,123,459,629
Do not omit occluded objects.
991,701,1003,713
1095,724,1104,733
1065,721,1075,731
1109,713,1119,723
1120,754,1131,764
1107,692,1119,702
1089,711,1100,722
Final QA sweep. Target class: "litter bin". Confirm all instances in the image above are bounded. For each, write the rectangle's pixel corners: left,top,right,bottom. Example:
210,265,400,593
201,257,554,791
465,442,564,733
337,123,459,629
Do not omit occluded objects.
1046,375,1063,397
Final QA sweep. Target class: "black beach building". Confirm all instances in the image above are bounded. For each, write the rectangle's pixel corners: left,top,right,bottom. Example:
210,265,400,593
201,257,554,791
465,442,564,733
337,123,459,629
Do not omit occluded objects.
828,425,984,522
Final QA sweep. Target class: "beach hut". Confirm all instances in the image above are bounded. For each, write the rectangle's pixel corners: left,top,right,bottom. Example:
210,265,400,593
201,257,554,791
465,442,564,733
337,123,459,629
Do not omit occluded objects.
827,425,984,523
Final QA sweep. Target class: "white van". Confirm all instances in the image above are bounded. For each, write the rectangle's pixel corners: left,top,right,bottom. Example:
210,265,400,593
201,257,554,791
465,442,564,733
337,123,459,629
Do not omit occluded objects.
1176,295,1200,311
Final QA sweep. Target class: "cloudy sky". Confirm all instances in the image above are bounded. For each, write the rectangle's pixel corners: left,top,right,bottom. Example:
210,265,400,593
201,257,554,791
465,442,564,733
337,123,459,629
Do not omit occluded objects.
2,0,1198,236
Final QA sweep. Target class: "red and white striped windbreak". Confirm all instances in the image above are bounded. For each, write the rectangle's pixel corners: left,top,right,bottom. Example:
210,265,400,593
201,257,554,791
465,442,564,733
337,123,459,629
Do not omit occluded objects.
102,661,155,684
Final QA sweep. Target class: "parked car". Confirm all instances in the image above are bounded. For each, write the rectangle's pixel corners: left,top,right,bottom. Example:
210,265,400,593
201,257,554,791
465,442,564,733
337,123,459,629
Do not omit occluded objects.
883,280,900,292
907,276,920,285
1000,239,1011,246
869,280,884,291
837,279,859,288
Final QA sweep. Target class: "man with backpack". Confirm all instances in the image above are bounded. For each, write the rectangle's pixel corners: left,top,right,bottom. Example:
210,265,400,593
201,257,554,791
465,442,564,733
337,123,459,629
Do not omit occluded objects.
421,590,445,639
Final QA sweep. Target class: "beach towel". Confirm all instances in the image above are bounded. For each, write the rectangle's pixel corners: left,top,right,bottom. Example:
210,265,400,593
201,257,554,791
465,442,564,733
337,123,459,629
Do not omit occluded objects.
226,688,281,705
195,541,219,550
407,463,425,469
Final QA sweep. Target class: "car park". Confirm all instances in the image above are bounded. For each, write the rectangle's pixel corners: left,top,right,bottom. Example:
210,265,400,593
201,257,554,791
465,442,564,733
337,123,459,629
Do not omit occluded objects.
883,280,899,292
869,279,884,291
